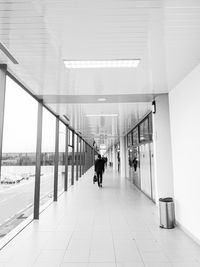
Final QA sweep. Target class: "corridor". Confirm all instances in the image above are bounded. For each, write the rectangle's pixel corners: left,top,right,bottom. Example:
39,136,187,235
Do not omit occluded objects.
0,168,200,267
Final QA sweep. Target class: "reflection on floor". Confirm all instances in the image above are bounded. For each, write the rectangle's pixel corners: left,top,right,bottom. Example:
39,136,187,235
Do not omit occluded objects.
0,168,200,267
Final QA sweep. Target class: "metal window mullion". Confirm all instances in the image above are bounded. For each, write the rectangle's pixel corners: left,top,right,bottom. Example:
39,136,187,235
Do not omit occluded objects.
88,145,90,169
76,135,79,181
88,146,90,169
81,140,83,175
85,143,87,172
84,143,88,172
85,142,87,173
90,147,92,168
53,117,59,201
34,101,43,219
64,126,68,191
93,147,95,166
83,142,85,174
79,138,82,177
0,64,7,183
88,147,89,169
71,130,75,185
91,147,93,167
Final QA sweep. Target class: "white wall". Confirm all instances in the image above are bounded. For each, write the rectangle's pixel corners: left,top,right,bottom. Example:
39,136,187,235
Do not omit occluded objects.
153,94,174,203
169,64,200,243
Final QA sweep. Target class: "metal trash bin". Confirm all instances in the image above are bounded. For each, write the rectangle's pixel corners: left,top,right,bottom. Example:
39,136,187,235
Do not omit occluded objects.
159,197,175,229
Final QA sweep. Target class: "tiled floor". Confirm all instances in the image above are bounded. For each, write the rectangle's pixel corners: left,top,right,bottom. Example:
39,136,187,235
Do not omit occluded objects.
0,168,200,267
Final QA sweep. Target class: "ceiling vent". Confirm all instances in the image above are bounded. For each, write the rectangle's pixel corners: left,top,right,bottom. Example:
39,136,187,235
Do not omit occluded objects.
0,42,19,64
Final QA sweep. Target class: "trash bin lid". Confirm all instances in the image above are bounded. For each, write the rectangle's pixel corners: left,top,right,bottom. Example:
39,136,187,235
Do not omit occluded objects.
159,197,173,202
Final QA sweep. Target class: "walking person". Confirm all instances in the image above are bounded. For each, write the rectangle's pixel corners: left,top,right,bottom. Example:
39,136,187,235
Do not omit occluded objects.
94,154,105,187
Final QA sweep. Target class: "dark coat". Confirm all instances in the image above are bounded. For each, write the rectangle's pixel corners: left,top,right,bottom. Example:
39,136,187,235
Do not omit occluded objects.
95,158,105,173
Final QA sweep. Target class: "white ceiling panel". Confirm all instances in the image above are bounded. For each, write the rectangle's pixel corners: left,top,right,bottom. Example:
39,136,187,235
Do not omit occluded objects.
0,0,200,147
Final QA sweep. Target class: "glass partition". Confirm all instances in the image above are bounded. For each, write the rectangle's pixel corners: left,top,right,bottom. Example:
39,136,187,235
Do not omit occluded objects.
127,132,132,147
148,113,153,141
139,117,151,143
133,128,139,146
127,112,155,202
68,145,72,185
79,139,82,177
68,129,73,146
58,121,65,194
76,136,80,179
74,133,77,179
1,76,37,235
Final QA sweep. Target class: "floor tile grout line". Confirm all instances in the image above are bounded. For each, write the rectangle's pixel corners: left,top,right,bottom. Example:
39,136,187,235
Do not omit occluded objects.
2,167,200,266
109,203,118,267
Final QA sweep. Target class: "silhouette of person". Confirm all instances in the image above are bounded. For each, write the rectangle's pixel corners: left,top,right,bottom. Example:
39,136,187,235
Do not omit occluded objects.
94,154,105,187
133,157,138,172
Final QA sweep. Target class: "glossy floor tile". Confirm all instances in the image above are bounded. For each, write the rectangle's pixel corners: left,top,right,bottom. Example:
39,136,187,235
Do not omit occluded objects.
0,168,200,267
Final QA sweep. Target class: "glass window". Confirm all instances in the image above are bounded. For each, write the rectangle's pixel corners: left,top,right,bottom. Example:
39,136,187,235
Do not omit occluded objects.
148,113,153,141
74,133,77,179
58,121,65,194
40,108,55,208
139,115,152,143
77,137,80,178
82,141,85,172
1,76,37,235
133,127,139,146
68,146,72,185
127,132,132,147
68,130,72,146
139,118,148,142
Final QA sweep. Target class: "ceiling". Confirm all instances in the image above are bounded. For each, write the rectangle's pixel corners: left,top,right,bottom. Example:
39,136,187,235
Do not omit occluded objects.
0,0,200,148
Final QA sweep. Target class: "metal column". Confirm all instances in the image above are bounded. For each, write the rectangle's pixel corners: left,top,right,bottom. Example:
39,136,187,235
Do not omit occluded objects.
85,143,87,172
64,126,68,191
79,138,82,177
71,130,75,185
53,116,59,201
0,64,7,183
83,141,85,174
34,101,43,219
76,135,79,181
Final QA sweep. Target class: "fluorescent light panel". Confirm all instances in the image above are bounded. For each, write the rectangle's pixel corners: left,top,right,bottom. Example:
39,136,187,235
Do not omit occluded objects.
64,59,140,69
97,98,107,102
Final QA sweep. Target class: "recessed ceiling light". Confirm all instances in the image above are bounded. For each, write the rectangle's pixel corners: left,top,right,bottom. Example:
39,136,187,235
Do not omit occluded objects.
97,98,107,102
64,59,140,69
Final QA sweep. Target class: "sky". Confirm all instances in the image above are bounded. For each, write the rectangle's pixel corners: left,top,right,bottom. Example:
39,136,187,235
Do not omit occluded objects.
2,77,65,153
